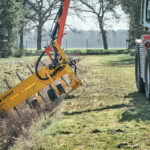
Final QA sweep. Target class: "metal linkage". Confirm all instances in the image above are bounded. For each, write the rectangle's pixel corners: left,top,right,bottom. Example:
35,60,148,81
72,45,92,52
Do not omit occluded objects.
27,65,46,102
4,77,12,89
16,72,34,109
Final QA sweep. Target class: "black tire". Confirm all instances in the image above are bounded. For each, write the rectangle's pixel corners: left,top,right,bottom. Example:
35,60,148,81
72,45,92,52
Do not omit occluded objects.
56,84,65,95
135,45,145,93
47,88,57,102
145,49,150,100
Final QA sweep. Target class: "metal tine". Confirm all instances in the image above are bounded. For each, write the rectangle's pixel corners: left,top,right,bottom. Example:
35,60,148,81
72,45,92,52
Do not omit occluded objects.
16,72,34,109
16,72,23,81
61,77,69,87
14,107,22,119
4,77,22,118
4,77,12,89
27,65,46,102
38,92,45,101
27,64,34,74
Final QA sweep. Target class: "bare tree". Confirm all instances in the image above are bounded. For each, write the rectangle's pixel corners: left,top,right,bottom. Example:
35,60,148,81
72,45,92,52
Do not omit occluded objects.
19,0,28,52
73,0,119,49
26,0,58,51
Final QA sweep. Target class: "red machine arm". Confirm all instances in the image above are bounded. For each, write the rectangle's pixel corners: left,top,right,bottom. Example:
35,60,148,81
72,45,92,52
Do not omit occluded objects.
57,0,70,45
35,0,71,80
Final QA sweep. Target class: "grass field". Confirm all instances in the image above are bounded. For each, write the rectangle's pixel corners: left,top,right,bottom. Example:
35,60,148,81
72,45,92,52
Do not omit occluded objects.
1,54,150,150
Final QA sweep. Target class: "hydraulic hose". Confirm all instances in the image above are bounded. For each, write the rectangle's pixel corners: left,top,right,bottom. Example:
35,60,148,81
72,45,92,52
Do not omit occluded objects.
35,51,49,80
35,44,59,80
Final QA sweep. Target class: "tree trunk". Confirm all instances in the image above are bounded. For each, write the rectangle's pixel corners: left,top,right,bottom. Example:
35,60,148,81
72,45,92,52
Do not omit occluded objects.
37,26,42,52
128,21,136,49
99,21,108,50
0,34,8,58
19,28,24,53
0,36,4,53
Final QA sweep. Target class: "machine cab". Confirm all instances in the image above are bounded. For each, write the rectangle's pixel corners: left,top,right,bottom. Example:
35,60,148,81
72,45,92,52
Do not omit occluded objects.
141,0,150,29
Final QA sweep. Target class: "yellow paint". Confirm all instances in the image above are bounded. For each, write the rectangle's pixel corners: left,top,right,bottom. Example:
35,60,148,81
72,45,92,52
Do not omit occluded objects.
0,42,82,112
35,93,42,104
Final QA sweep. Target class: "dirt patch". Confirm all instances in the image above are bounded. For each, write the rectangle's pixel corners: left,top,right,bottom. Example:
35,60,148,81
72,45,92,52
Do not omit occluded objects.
0,100,55,150
59,131,72,135
117,142,128,149
64,94,78,100
91,129,102,134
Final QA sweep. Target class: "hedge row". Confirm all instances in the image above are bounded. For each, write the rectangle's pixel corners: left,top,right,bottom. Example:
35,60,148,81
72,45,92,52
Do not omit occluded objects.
11,49,136,57
64,49,129,55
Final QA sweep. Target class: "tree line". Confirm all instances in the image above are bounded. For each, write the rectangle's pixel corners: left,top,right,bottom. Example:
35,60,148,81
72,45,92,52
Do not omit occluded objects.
120,0,143,49
0,0,59,57
0,0,142,58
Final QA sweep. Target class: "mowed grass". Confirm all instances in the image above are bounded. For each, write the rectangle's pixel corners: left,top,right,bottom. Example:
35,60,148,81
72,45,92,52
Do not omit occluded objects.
10,54,150,150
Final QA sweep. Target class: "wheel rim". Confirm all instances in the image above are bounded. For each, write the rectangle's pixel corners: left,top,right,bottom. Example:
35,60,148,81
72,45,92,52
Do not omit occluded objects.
136,55,140,89
137,59,140,88
146,60,150,97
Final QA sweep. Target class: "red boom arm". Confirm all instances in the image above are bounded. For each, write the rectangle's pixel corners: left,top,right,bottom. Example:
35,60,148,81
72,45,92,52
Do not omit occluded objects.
44,0,70,60
57,0,70,45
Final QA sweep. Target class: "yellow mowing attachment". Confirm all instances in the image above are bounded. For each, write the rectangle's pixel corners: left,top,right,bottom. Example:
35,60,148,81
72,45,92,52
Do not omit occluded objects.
0,42,82,112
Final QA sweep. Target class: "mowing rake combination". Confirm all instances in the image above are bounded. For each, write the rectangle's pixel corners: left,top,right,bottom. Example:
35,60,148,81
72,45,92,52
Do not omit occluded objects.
0,0,82,112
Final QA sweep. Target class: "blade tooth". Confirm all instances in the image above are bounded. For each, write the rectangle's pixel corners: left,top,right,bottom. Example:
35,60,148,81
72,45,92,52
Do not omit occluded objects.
4,77,12,89
14,107,22,119
27,65,34,74
16,72,24,81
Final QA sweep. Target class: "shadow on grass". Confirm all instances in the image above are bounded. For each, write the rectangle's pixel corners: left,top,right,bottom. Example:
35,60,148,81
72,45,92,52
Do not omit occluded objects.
63,104,130,116
64,95,79,100
63,92,150,122
105,58,135,67
120,92,150,122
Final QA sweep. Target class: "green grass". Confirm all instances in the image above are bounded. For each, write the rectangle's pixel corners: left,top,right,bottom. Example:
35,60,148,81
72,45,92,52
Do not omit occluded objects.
9,54,150,150
0,56,38,94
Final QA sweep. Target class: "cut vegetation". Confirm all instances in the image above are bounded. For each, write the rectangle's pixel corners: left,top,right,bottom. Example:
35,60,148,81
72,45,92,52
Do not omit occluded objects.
4,54,149,150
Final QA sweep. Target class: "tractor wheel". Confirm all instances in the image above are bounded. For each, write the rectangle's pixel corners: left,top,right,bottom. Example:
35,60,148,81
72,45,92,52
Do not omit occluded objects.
135,47,145,93
47,88,57,102
57,84,65,95
145,49,150,100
